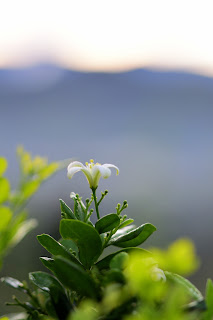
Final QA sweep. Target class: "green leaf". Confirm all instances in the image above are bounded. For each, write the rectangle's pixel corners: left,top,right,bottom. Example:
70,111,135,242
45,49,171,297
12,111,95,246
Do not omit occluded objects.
0,207,12,231
109,252,129,271
0,178,10,204
29,271,71,319
59,239,79,258
165,271,203,301
109,223,156,248
118,218,134,229
70,192,86,221
21,180,40,198
96,247,151,270
1,276,26,293
95,214,120,233
50,256,99,300
202,279,213,320
60,219,102,268
60,199,76,220
9,218,37,248
103,269,125,285
37,234,81,266
0,158,7,176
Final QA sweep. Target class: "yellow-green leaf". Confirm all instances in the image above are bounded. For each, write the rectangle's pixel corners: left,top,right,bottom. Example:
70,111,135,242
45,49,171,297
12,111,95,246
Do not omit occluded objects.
0,158,7,176
0,207,12,231
0,178,10,204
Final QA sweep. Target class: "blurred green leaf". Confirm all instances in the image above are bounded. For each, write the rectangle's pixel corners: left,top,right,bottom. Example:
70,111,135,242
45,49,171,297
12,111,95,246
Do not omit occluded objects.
0,178,10,204
51,256,99,300
0,207,12,231
60,219,102,268
37,234,81,266
109,252,129,271
109,223,156,248
0,158,7,176
95,214,120,234
96,247,150,270
9,219,37,249
202,279,213,320
21,180,40,199
60,199,76,220
29,271,71,319
165,271,203,301
1,277,26,293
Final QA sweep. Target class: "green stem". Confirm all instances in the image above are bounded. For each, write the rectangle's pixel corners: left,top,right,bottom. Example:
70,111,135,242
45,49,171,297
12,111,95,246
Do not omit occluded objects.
92,188,100,220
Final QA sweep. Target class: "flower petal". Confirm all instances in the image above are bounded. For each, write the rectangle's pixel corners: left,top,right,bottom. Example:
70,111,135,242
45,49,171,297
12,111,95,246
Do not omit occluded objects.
67,166,83,179
103,164,119,175
67,161,84,171
93,165,111,179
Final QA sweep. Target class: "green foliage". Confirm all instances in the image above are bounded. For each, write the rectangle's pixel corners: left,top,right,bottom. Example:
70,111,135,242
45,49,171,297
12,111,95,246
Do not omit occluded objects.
2,157,213,320
0,147,60,268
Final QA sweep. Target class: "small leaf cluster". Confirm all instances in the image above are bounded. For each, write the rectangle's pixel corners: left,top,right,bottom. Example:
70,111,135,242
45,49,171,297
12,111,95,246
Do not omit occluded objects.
2,160,213,320
2,188,156,319
0,147,59,269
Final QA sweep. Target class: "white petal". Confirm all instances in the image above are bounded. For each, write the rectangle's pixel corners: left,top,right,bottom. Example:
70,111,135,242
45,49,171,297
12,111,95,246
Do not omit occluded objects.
67,161,84,171
67,166,83,179
67,167,82,179
81,168,93,187
103,164,119,175
93,165,111,179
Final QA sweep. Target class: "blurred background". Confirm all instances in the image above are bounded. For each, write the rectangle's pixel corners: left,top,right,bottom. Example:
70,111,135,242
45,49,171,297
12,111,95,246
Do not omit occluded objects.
1,0,213,314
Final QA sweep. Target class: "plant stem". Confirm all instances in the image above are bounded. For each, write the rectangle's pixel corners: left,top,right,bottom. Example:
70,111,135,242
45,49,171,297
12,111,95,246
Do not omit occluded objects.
92,188,100,220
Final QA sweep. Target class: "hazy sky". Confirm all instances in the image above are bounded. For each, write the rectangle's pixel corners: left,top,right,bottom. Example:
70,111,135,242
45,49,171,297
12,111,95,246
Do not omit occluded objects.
0,0,213,75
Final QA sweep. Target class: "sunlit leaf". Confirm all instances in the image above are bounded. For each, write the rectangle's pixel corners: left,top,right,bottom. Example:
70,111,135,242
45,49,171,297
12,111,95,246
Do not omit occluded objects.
0,207,12,231
0,158,7,176
0,178,10,204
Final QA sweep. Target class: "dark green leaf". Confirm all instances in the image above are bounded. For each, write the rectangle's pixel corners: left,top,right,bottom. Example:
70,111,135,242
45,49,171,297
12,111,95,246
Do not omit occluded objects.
165,271,203,301
59,239,79,258
37,234,81,266
50,256,99,300
96,247,151,270
29,271,71,319
95,214,120,233
59,199,76,220
103,269,125,285
60,219,102,268
109,223,156,248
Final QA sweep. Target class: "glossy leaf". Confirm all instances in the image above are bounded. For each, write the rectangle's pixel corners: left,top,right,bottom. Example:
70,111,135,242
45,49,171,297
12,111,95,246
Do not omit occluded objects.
165,271,203,300
60,199,76,220
0,207,12,231
59,239,79,258
37,234,81,266
109,223,156,248
49,256,99,299
30,271,71,319
96,247,150,270
60,219,102,268
0,178,10,204
118,218,134,229
0,158,7,176
95,214,120,233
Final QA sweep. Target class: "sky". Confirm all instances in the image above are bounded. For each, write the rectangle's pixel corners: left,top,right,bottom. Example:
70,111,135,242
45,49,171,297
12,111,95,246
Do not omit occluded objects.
0,0,213,76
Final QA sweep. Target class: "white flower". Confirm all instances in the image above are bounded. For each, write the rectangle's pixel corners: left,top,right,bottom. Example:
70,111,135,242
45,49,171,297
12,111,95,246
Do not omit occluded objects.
67,159,119,189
